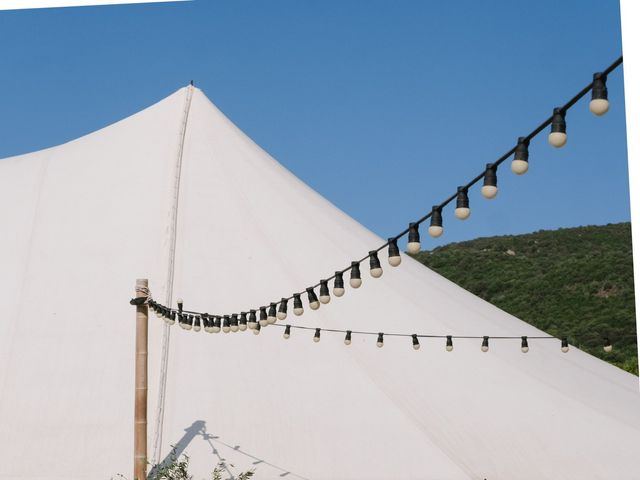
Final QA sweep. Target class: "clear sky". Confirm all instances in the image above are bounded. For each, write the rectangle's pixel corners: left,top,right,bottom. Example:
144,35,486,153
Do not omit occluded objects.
0,0,628,248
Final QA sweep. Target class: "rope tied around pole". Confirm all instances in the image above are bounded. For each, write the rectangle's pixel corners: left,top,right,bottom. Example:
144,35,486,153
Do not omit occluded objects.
130,285,151,306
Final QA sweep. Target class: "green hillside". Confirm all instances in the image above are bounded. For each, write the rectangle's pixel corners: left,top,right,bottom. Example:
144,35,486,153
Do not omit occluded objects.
414,222,638,374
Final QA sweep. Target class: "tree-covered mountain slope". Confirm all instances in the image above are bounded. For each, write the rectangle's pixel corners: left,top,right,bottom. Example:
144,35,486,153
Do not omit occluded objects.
414,222,638,374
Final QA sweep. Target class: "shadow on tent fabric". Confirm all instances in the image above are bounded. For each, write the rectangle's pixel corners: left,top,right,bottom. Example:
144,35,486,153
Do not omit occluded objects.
150,420,311,480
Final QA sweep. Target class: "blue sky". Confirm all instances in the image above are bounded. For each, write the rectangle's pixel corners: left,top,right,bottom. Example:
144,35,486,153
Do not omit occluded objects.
0,0,628,248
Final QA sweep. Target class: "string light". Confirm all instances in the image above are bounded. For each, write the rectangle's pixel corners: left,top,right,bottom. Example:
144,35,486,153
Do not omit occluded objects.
212,316,220,333
230,314,239,332
319,280,331,304
248,310,257,330
140,58,624,354
407,222,421,254
446,335,454,351
350,261,362,288
548,107,567,148
149,297,625,355
455,187,470,220
222,316,231,333
267,303,277,324
210,315,220,334
369,251,383,278
387,238,402,266
239,312,248,331
277,299,288,320
333,271,345,297
259,307,268,327
512,137,530,175
307,287,320,310
590,72,609,116
428,206,444,238
293,293,304,316
202,314,211,333
481,164,498,199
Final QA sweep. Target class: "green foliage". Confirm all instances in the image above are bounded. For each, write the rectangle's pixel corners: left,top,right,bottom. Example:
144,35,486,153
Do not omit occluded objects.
414,222,638,375
112,447,256,480
211,464,255,480
148,449,191,480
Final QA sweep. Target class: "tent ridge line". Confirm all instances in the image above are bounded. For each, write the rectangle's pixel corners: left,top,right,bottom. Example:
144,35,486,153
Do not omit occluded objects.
151,84,195,466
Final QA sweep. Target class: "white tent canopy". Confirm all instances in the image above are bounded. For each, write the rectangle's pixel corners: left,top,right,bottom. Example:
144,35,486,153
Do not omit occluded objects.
0,86,639,479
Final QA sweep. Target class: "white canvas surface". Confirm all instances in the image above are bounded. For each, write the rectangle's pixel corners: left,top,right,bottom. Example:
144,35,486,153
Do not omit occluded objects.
0,87,638,479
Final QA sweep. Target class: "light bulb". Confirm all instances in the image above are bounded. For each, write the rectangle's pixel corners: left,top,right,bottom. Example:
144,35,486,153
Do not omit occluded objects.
247,310,257,330
590,72,609,116
333,272,345,297
184,315,193,331
176,298,183,313
412,334,420,350
222,316,231,334
428,206,443,238
259,307,268,327
267,303,277,324
238,313,248,331
455,187,470,220
253,324,261,335
481,336,489,352
193,316,201,332
603,338,613,353
202,315,212,333
481,164,498,199
387,238,401,266
230,314,239,332
293,293,304,316
407,222,421,254
283,325,291,339
344,330,352,345
376,333,384,348
590,99,609,116
446,335,453,352
521,336,529,353
211,316,221,333
313,328,321,343
512,137,529,175
369,251,383,278
307,287,320,310
319,280,331,304
167,312,176,326
277,298,288,320
350,261,362,288
548,107,567,148
561,337,569,353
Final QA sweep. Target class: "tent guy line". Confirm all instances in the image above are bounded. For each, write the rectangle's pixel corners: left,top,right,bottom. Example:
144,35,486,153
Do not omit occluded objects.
138,55,623,328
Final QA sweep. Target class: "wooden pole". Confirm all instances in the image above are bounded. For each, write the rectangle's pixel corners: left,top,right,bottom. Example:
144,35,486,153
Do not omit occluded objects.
134,279,149,480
